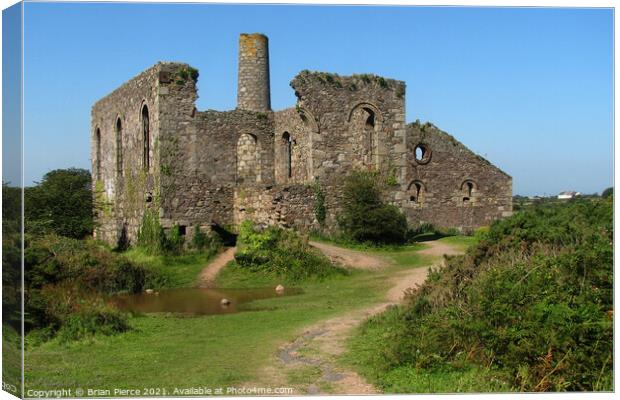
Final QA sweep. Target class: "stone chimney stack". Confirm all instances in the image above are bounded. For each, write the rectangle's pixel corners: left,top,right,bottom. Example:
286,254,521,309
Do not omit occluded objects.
237,33,271,112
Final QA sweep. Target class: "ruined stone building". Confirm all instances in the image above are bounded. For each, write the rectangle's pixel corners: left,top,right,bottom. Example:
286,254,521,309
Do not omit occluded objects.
91,33,512,245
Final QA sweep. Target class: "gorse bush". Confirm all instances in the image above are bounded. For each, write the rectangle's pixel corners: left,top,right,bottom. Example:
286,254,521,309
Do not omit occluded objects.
24,234,152,340
339,171,407,244
235,220,346,281
38,283,129,343
354,199,613,391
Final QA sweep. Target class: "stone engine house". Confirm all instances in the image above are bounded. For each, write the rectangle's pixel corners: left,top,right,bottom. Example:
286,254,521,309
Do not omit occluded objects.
91,33,512,245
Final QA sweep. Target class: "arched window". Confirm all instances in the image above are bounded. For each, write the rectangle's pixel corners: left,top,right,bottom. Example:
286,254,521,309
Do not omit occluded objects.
363,107,376,167
142,105,150,171
408,180,425,204
116,117,123,177
348,102,383,168
236,133,261,183
461,180,476,203
95,128,102,181
282,132,292,179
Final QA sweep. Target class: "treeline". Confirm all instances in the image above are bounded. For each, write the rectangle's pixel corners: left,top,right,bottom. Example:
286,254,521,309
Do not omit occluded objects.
350,197,613,391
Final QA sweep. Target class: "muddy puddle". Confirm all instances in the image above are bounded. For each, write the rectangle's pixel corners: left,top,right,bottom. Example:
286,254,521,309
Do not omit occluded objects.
111,287,302,316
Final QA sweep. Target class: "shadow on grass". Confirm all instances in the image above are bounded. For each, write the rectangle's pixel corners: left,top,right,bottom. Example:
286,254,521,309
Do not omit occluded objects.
410,232,451,243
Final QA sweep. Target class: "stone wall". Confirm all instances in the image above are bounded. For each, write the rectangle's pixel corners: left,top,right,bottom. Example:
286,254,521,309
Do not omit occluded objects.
91,63,163,245
273,108,314,183
233,184,318,231
289,71,408,227
402,122,513,231
157,74,275,229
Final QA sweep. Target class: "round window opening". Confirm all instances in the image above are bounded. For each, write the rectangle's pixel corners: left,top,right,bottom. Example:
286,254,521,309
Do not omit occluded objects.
414,144,431,164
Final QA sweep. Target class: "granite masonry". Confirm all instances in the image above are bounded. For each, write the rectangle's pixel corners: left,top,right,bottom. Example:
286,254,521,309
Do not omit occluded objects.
91,33,512,245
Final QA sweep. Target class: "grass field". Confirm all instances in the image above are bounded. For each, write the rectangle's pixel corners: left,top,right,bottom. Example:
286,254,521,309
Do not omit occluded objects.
24,240,439,393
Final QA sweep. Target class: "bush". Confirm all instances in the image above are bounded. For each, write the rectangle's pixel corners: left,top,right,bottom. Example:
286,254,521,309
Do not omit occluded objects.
357,198,613,391
23,234,150,337
56,308,129,343
25,234,149,294
235,221,346,281
601,186,613,198
339,171,407,244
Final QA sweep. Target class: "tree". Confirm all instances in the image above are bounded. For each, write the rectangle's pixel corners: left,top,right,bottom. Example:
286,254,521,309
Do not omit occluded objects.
601,187,613,198
2,183,22,329
25,168,93,238
338,171,407,244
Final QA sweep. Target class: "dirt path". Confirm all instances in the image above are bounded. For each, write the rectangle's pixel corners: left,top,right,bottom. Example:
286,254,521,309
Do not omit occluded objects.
197,247,236,288
309,241,389,270
258,240,463,395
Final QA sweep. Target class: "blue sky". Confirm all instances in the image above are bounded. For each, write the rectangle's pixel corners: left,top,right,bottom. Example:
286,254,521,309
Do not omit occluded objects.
15,2,614,195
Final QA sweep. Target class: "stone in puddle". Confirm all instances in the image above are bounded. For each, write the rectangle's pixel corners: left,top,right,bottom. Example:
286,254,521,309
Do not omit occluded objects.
275,284,285,293
220,298,231,306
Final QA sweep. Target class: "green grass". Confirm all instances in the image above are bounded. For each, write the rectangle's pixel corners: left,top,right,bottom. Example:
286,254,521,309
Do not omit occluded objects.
286,365,322,386
2,325,22,396
341,307,512,393
123,248,218,289
24,268,386,391
24,237,471,394
437,235,479,251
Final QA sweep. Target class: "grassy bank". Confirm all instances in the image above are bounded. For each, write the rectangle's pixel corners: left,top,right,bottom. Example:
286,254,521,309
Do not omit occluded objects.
342,199,613,392
123,247,218,289
24,239,439,392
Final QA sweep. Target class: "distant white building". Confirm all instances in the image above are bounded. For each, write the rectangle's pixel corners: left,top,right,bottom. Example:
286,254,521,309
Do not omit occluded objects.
558,191,581,200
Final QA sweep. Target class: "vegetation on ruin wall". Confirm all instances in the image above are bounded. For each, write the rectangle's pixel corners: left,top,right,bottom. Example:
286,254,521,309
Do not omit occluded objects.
136,209,221,256
174,66,199,85
294,70,403,95
313,182,327,226
234,220,346,282
345,198,613,392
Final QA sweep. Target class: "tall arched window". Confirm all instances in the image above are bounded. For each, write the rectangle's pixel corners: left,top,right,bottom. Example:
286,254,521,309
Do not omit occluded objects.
116,117,123,177
142,105,150,171
348,103,382,168
282,132,292,179
95,128,102,180
363,107,376,167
